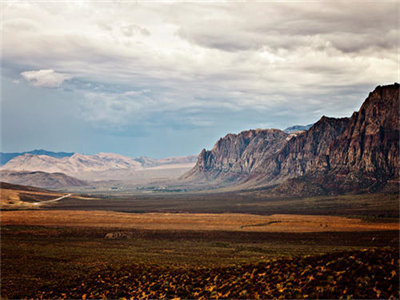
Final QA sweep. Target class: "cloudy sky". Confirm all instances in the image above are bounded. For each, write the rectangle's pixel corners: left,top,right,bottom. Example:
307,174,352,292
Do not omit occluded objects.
1,1,398,158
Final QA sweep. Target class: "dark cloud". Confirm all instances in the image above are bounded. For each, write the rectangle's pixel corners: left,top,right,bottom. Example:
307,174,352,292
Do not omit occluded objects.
1,1,398,157
174,2,399,54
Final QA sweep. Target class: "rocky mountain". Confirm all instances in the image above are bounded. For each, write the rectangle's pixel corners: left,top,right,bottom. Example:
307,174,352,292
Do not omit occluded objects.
0,149,74,165
242,116,350,187
283,124,313,134
181,129,289,184
0,170,87,189
184,83,399,194
277,83,400,195
325,84,399,183
1,152,142,179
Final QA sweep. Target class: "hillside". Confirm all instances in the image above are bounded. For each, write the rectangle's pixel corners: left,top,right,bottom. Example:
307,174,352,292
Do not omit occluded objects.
276,83,400,195
0,170,87,189
0,180,73,209
181,129,288,186
183,83,399,194
0,181,51,193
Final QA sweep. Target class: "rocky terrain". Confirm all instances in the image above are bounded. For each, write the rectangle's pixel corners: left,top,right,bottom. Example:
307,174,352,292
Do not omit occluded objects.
277,83,400,195
182,129,288,185
183,83,399,194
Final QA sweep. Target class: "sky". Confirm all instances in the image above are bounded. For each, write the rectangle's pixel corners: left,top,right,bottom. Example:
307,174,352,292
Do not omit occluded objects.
1,0,398,158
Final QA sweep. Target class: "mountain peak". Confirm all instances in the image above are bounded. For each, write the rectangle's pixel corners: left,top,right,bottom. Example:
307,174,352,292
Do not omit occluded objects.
183,84,399,194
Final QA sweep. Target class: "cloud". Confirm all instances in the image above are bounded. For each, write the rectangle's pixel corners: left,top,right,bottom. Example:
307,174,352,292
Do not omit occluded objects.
2,1,398,132
21,69,72,87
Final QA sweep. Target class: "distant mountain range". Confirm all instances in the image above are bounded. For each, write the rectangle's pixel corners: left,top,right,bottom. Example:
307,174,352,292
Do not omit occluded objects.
183,83,399,195
0,152,197,188
283,124,313,134
0,149,74,165
1,153,142,177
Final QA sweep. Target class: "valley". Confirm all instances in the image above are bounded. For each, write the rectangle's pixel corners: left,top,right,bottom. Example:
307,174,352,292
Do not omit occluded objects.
1,205,398,299
2,0,399,297
1,84,399,299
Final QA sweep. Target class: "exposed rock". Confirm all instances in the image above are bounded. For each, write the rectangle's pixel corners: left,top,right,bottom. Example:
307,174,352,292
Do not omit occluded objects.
245,116,349,186
275,83,400,194
184,83,399,195
181,129,288,183
328,84,398,177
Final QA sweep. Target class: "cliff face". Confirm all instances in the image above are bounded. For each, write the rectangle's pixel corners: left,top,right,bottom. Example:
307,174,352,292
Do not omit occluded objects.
184,83,399,194
274,83,400,195
327,84,399,176
246,116,349,186
302,83,399,193
181,129,288,182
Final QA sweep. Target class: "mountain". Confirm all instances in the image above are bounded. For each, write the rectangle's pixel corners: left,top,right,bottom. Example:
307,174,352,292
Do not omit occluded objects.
241,116,350,188
283,124,313,134
276,83,400,195
184,83,399,194
181,129,289,185
0,152,197,184
0,170,87,189
0,149,74,165
1,152,142,179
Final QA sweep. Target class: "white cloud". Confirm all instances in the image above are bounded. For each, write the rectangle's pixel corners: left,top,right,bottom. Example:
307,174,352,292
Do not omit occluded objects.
2,1,399,127
21,69,72,88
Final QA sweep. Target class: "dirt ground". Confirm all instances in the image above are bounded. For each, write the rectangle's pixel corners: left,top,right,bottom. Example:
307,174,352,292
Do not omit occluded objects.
2,210,398,232
0,188,65,208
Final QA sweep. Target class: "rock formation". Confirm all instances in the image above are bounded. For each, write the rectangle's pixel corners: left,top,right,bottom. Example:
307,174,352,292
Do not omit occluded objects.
181,129,288,183
184,83,399,194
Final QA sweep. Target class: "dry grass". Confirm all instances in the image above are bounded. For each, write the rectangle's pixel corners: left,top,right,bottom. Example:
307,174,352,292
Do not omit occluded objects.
1,210,398,232
0,188,96,209
0,188,64,208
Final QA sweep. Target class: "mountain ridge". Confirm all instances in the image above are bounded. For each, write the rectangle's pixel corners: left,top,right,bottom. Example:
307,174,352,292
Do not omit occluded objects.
0,149,74,165
183,83,399,194
0,152,143,179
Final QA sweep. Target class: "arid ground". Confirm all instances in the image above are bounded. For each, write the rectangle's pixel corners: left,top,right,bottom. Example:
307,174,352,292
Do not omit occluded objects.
2,210,399,232
1,188,399,298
